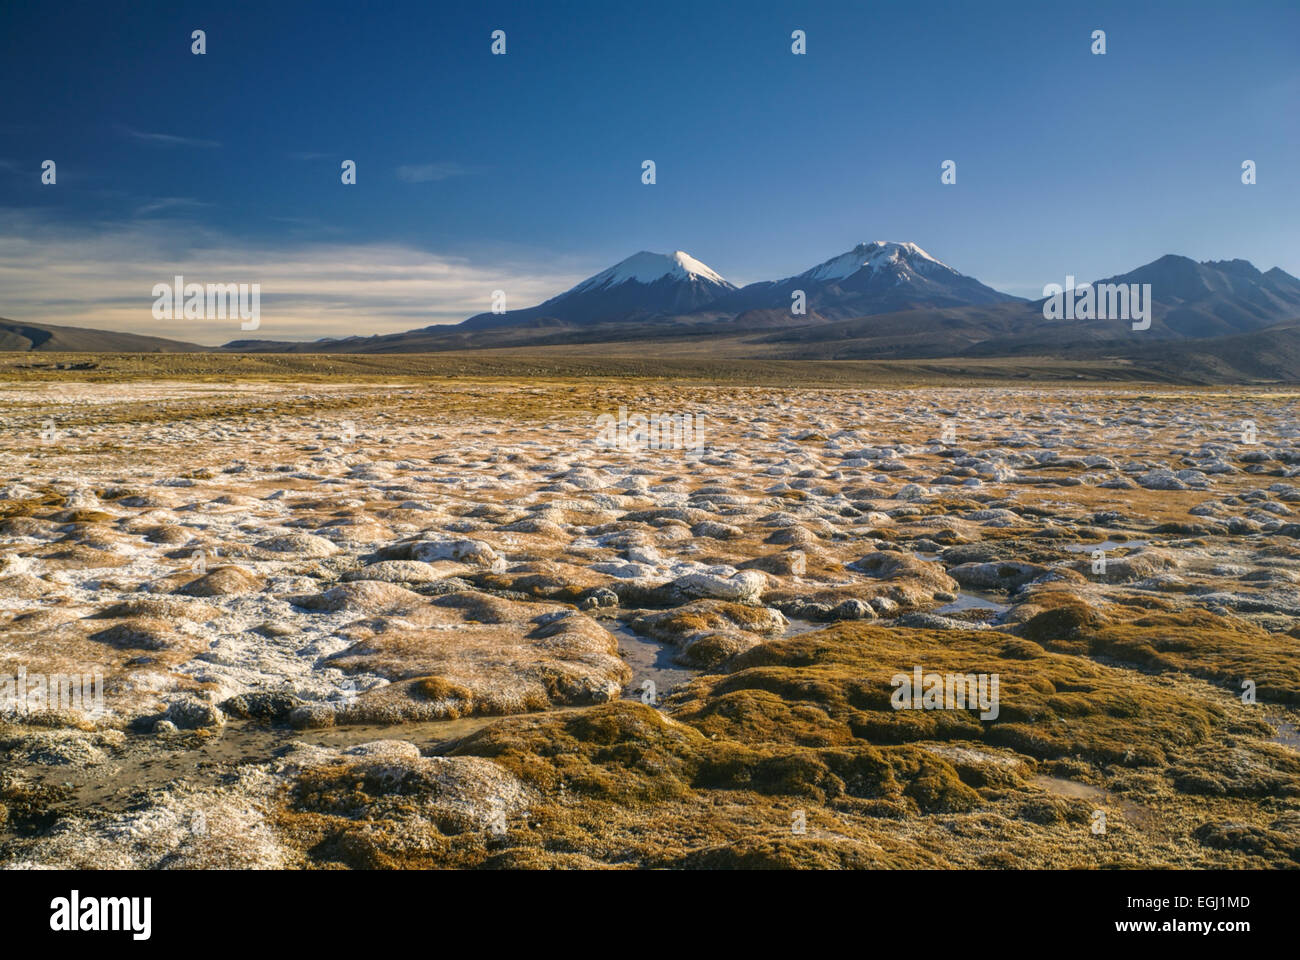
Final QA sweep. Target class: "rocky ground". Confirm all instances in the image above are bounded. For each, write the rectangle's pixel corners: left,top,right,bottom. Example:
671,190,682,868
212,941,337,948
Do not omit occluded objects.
0,378,1298,869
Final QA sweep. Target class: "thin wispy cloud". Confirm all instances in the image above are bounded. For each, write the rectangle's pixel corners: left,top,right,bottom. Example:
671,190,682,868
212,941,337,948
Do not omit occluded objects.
396,163,468,183
115,124,221,149
0,209,582,345
133,197,211,217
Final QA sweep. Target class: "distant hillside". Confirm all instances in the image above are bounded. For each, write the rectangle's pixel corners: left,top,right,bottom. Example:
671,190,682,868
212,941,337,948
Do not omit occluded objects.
1119,319,1300,382
1026,255,1300,338
0,319,205,353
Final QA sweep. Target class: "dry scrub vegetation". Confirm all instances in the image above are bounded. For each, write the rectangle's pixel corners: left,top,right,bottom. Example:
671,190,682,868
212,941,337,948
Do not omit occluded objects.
0,374,1297,868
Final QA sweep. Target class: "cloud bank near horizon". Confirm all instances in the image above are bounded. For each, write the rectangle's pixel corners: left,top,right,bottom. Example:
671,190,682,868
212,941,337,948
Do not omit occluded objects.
0,212,585,345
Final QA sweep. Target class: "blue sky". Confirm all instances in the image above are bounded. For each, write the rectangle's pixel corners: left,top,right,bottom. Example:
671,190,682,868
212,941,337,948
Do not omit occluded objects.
1,0,1297,343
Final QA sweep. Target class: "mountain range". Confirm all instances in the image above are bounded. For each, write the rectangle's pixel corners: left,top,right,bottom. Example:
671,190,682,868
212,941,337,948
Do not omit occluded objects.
715,241,1019,324
3,243,1300,384
453,241,1019,332
222,242,1300,357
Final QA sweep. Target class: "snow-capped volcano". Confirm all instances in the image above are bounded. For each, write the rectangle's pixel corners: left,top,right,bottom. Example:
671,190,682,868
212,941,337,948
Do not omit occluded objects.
712,240,1021,320
799,241,952,283
456,242,1019,332
573,250,732,291
460,250,734,329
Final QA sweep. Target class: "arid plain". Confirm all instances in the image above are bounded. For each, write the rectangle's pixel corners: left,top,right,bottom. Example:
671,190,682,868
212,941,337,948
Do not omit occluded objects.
1,360,1298,869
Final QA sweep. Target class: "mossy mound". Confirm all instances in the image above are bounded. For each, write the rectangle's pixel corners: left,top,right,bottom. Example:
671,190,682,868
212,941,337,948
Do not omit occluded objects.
1193,818,1300,866
453,701,982,815
0,774,70,836
629,601,787,667
1022,605,1300,704
1168,742,1300,798
670,625,1221,766
451,703,705,803
669,834,940,869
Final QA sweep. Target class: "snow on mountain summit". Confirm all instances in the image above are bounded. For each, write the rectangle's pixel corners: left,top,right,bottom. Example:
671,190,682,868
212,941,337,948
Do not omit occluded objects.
800,241,952,283
460,240,1017,331
460,249,735,329
574,250,734,292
